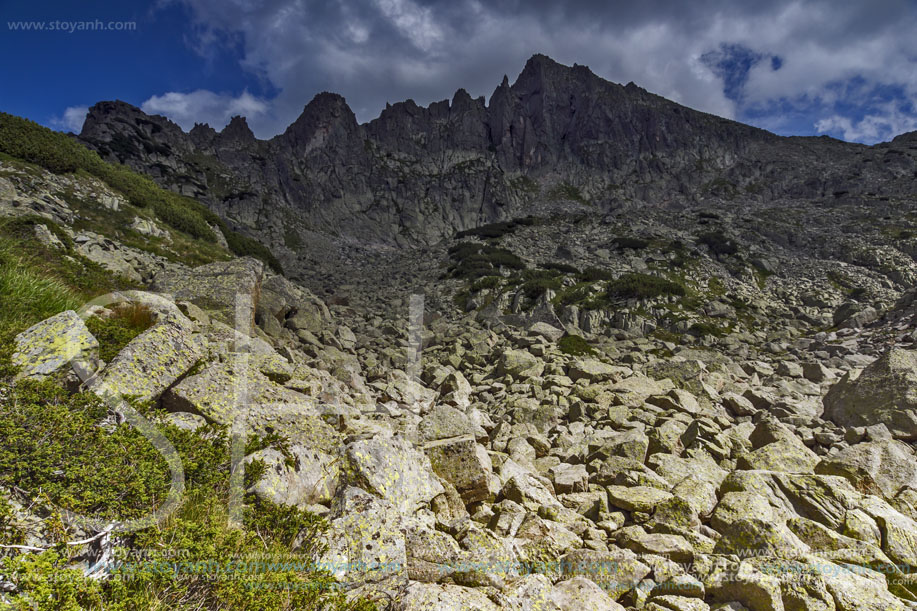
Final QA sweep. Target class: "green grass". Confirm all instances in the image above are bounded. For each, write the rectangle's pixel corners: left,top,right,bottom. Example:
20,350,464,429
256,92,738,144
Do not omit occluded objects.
85,303,157,362
0,217,140,342
0,112,281,273
0,257,81,341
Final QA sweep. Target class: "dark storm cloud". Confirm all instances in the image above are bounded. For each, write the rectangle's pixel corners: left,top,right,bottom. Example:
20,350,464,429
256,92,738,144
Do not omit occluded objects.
144,0,917,143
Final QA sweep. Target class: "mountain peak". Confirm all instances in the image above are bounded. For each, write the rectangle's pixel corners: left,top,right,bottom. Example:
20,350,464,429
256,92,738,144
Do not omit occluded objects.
219,115,255,143
280,91,359,151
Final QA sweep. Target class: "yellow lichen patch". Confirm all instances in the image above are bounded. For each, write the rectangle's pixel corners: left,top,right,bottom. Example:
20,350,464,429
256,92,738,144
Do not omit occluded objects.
89,316,201,403
12,310,97,379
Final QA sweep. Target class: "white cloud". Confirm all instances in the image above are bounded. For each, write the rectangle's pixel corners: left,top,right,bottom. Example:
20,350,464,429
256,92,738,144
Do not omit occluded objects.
155,0,917,143
140,89,268,130
50,106,89,133
816,102,917,143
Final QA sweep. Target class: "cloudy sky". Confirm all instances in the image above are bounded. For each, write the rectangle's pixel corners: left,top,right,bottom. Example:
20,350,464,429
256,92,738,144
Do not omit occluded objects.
2,0,917,144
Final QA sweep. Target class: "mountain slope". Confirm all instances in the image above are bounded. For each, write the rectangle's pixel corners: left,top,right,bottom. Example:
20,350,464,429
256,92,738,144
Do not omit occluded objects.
78,54,917,270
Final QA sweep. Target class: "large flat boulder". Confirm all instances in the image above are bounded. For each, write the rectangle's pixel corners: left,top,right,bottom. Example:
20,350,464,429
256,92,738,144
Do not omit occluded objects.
395,583,499,610
498,349,544,379
320,487,407,585
823,348,917,439
559,548,651,601
816,438,917,499
425,435,493,504
258,273,330,334
12,311,97,380
89,310,201,403
162,361,338,450
245,445,340,506
152,257,264,332
345,434,444,514
551,577,626,610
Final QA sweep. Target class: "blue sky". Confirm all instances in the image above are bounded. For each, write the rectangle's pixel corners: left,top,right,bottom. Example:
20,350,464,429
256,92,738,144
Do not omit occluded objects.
2,0,916,144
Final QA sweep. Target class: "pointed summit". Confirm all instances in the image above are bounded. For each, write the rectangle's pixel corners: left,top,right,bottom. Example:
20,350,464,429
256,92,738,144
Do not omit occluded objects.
284,92,357,137
219,115,256,144
280,92,360,153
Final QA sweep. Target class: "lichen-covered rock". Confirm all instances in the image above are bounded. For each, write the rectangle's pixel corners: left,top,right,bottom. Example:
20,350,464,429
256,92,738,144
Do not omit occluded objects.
12,311,97,379
345,434,444,514
162,361,338,450
90,312,200,403
425,435,493,504
815,558,910,611
607,485,673,513
713,516,810,558
529,322,565,342
559,548,652,601
551,577,626,610
718,470,858,531
736,439,821,473
420,404,475,441
501,574,557,610
702,557,784,611
245,445,339,506
856,495,917,568
589,428,650,462
645,596,709,611
823,348,917,440
815,439,917,498
616,526,694,562
566,359,625,383
404,521,466,583
550,463,589,494
439,370,473,408
395,582,499,610
454,521,521,587
320,487,407,584
258,273,330,333
151,257,264,331
499,349,544,379
500,472,564,513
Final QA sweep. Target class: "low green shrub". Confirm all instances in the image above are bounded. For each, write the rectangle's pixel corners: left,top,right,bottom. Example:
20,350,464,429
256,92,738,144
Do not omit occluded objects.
606,273,686,300
540,262,580,275
613,237,649,250
471,276,502,291
558,334,597,356
697,231,738,256
579,267,616,282
551,282,610,310
518,270,563,300
688,321,728,337
454,216,538,240
447,242,525,279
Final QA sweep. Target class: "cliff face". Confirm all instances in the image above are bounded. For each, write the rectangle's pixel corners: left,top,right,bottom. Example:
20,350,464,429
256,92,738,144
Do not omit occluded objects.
79,54,917,262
